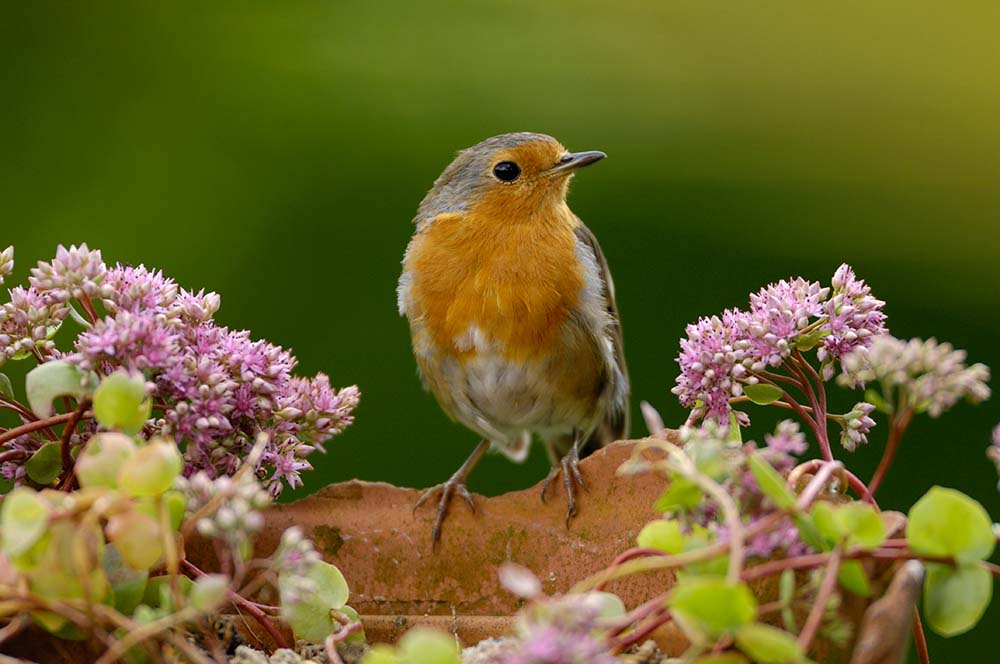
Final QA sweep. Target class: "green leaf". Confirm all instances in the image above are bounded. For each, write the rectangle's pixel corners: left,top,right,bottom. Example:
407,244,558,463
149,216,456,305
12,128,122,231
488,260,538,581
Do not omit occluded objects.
25,360,92,418
637,519,685,554
337,605,367,645
1,488,50,556
93,371,151,435
0,372,13,400
76,432,136,489
794,328,826,353
779,569,798,631
25,442,62,485
748,453,797,511
837,503,886,549
728,411,744,443
655,476,703,513
668,576,757,638
793,514,825,552
360,645,400,664
104,544,149,615
106,510,163,570
280,561,350,641
397,627,460,664
744,383,785,406
810,501,885,550
837,560,872,597
923,563,992,637
142,575,192,611
907,486,995,563
117,439,182,497
735,623,805,663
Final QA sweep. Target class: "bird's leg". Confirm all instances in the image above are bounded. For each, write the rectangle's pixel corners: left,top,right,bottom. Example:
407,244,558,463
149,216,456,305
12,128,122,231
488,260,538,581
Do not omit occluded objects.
540,433,588,527
413,438,490,545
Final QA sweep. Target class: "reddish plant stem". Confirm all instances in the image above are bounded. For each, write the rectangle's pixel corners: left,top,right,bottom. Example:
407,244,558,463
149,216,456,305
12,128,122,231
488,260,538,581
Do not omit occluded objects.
742,553,832,581
868,409,914,497
786,355,832,460
797,546,842,652
59,399,89,484
181,560,289,649
759,377,827,457
0,397,39,422
794,350,827,419
0,411,89,445
0,449,29,464
912,608,930,664
611,607,672,652
759,370,805,390
982,561,1000,579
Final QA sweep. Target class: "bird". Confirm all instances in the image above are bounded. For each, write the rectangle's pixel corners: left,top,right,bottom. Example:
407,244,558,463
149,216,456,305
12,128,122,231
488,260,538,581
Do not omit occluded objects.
397,132,630,543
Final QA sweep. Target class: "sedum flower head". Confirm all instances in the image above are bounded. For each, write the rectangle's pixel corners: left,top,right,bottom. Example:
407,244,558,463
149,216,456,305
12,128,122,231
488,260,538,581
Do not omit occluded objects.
29,243,111,303
746,277,828,368
817,264,888,379
102,263,179,315
0,246,13,285
838,336,990,417
839,402,877,451
672,309,755,425
504,593,619,664
0,286,69,364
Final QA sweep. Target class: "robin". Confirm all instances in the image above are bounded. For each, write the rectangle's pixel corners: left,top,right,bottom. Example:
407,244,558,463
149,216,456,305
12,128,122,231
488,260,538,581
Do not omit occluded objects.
398,132,630,543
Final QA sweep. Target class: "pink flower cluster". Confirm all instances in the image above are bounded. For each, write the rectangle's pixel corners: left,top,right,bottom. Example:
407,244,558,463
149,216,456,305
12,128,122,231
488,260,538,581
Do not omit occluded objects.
672,265,887,425
2,245,359,495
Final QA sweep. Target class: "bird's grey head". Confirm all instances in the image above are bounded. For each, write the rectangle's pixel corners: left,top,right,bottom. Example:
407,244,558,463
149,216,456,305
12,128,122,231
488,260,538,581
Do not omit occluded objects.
413,132,606,228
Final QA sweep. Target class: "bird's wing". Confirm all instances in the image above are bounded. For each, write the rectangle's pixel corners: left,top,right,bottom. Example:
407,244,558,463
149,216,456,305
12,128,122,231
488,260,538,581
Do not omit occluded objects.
574,219,630,451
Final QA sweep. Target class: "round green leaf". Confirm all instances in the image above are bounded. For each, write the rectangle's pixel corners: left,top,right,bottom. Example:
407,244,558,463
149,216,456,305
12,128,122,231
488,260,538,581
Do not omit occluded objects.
76,432,136,489
655,476,703,513
397,627,460,664
103,544,148,614
1,488,50,556
638,519,685,554
748,453,797,511
837,560,872,597
106,510,163,569
837,503,886,550
907,486,995,563
743,383,785,406
337,605,367,644
735,623,805,663
117,439,182,497
93,371,151,434
923,563,992,637
25,360,92,418
668,576,757,638
360,645,399,664
280,560,350,641
25,443,62,485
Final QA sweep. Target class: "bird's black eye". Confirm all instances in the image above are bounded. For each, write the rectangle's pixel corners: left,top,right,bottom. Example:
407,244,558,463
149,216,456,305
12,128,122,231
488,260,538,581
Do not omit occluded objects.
492,161,521,183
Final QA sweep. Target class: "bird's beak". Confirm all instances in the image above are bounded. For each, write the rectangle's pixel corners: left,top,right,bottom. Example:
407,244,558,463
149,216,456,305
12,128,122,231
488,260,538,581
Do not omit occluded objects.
545,150,607,176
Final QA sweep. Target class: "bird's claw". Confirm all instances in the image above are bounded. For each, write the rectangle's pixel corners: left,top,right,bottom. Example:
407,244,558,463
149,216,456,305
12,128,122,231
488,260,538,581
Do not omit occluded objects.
540,445,588,527
414,477,476,545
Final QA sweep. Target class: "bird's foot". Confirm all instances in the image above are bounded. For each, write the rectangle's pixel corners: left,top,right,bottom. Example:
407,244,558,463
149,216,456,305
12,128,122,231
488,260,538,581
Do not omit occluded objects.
540,444,588,527
413,475,476,546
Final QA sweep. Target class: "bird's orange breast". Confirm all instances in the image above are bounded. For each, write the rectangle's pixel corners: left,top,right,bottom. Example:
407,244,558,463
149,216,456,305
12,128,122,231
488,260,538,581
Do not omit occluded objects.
405,201,584,363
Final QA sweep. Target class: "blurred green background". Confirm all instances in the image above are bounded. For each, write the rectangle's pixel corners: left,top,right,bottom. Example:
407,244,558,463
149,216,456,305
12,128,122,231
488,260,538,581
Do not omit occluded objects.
2,1,998,658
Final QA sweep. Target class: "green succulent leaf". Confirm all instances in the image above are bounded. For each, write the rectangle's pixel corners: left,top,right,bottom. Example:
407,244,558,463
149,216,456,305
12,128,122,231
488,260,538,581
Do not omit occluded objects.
837,560,872,597
280,561,350,642
142,575,193,611
76,432,136,489
655,476,703,513
337,605,367,645
117,439,183,497
25,360,92,418
734,623,805,663
359,645,400,664
397,627,460,664
907,486,995,563
668,576,757,639
25,442,62,485
794,328,826,353
744,383,785,406
923,563,992,637
748,453,797,511
637,519,685,554
103,544,148,615
863,388,889,414
728,411,744,443
1,488,50,556
93,371,151,434
693,655,750,664
810,501,885,550
0,372,13,400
